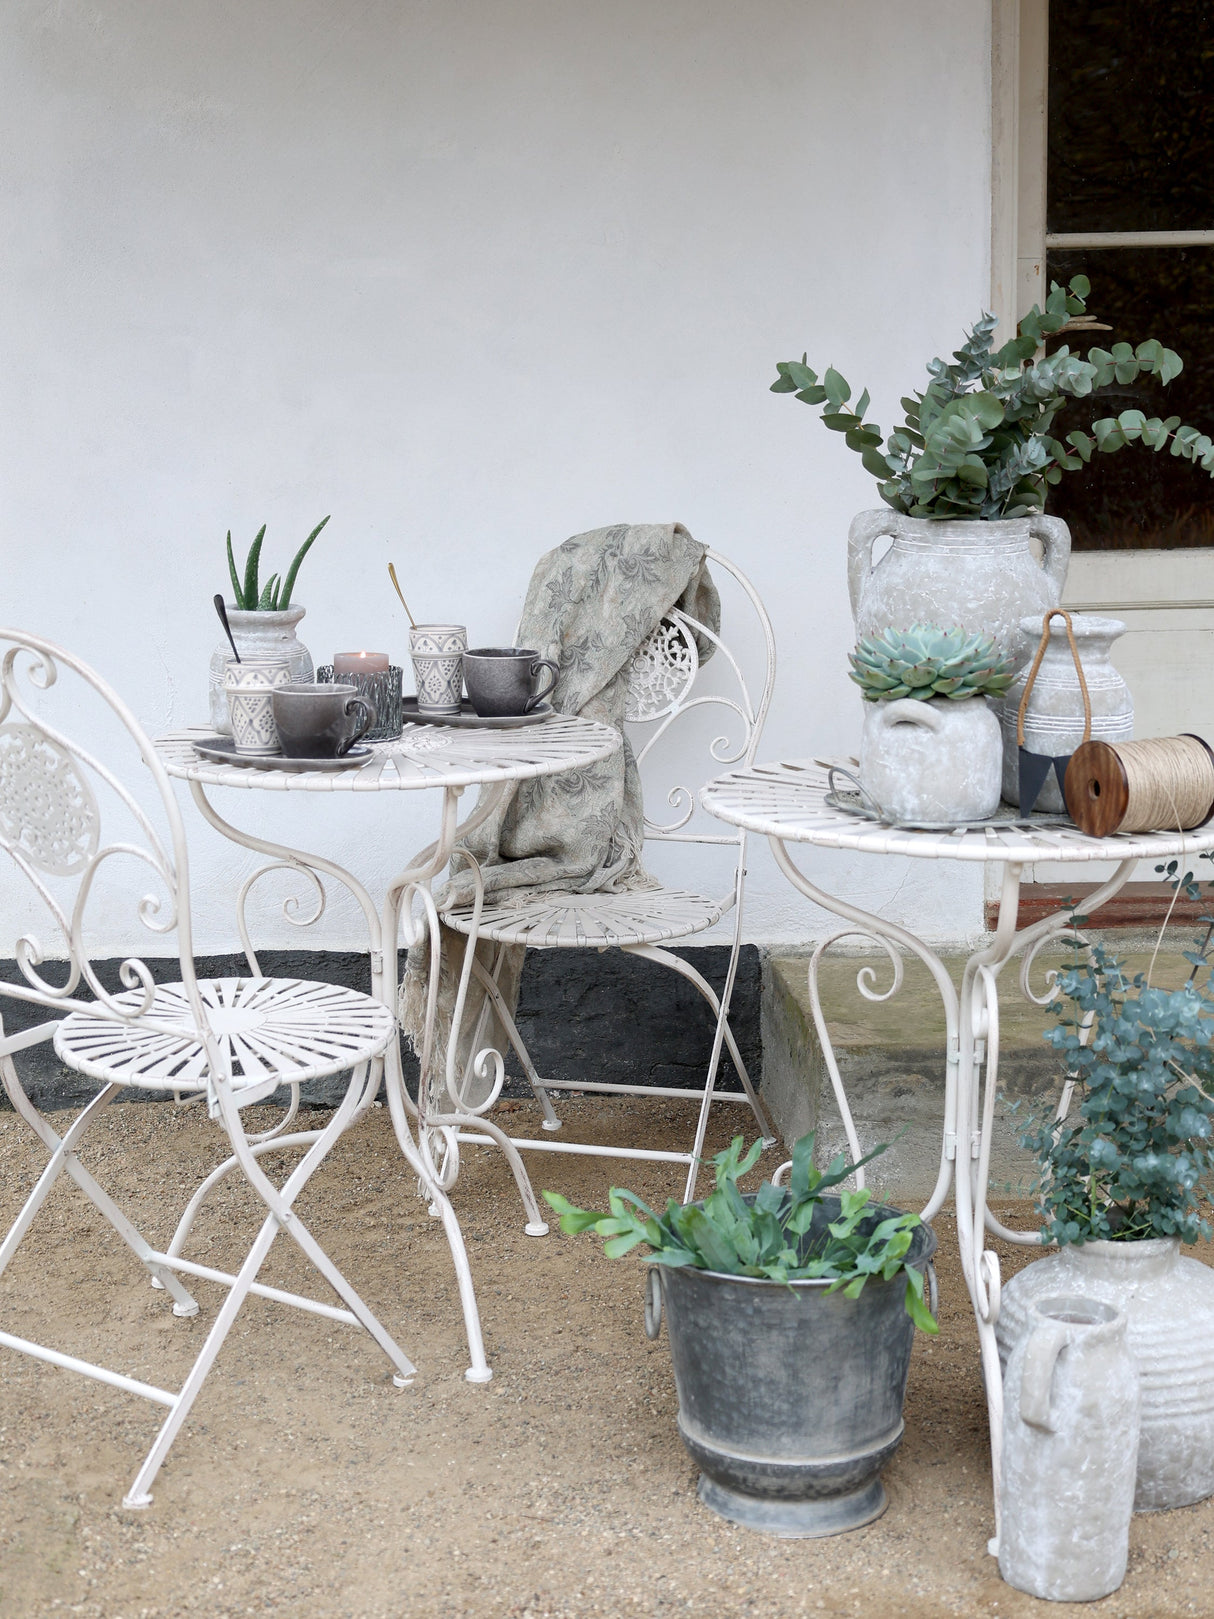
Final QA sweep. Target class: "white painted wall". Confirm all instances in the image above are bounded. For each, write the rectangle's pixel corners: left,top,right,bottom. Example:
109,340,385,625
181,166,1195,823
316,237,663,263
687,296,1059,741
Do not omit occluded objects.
1,0,993,955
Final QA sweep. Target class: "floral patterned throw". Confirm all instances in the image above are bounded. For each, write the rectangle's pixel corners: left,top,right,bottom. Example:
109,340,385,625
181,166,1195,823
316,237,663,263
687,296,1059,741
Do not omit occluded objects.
400,522,718,1103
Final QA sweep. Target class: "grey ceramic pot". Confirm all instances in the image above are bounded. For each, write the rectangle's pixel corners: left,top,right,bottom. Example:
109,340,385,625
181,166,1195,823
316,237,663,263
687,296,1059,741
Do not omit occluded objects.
652,1195,936,1538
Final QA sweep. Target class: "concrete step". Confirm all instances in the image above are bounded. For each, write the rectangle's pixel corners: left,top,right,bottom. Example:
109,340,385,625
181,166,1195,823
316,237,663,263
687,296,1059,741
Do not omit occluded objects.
760,946,1198,1208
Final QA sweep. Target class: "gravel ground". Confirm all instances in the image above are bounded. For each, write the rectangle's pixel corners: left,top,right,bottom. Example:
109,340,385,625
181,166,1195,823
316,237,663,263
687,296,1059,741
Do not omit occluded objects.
0,1096,1211,1618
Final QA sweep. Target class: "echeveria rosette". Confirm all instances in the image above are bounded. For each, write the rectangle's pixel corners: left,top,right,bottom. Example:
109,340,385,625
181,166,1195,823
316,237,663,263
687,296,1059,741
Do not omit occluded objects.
849,624,1016,703
772,275,1214,521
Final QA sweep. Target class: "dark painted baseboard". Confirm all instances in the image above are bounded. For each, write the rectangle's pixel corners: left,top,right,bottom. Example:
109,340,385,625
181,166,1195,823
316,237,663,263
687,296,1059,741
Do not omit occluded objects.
0,946,760,1112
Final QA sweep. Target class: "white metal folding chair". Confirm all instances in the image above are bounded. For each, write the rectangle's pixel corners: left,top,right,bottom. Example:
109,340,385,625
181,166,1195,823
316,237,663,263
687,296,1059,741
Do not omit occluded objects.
441,550,779,1200
0,629,414,1507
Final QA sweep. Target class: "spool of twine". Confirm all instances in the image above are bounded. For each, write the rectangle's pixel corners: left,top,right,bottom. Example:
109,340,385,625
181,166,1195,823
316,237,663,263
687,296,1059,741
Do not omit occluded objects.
1064,734,1214,836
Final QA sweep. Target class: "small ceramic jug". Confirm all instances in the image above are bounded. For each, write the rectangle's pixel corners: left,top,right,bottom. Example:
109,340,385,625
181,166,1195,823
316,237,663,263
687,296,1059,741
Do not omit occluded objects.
999,1294,1139,1603
859,695,1002,825
1001,613,1132,809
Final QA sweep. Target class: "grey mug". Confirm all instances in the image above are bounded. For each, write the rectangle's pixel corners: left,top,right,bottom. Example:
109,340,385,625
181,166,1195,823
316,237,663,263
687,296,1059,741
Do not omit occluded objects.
463,648,559,717
271,683,376,758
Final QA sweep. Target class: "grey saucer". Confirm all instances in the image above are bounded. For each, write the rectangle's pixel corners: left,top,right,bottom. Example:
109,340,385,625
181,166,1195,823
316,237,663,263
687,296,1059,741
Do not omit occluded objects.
192,737,373,772
402,698,555,730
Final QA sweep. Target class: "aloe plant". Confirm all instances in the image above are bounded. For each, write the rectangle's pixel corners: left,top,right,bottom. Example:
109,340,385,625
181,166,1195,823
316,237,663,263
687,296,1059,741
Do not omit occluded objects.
849,624,1015,703
225,516,330,611
543,1131,937,1331
773,275,1214,520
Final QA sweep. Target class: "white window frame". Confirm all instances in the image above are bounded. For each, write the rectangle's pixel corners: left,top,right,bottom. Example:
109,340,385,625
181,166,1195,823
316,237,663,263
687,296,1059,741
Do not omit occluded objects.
991,0,1214,339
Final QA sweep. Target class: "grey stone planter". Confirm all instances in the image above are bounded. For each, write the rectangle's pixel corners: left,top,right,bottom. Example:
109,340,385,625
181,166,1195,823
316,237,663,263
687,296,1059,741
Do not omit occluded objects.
997,1237,1214,1512
651,1194,936,1538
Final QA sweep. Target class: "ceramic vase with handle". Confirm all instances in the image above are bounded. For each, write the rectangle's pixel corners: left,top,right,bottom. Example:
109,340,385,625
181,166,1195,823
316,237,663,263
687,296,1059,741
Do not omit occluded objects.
999,1294,1139,1602
1000,613,1133,809
996,1237,1214,1511
859,696,1002,825
208,606,314,734
848,512,1070,665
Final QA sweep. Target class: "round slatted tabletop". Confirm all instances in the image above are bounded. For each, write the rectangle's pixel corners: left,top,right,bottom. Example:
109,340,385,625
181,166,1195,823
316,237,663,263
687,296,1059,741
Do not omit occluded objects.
700,757,1214,865
155,716,620,792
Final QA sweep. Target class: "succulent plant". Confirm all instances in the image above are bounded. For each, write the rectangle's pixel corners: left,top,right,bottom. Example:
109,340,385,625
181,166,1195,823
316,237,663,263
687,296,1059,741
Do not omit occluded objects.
849,625,1015,703
225,516,330,611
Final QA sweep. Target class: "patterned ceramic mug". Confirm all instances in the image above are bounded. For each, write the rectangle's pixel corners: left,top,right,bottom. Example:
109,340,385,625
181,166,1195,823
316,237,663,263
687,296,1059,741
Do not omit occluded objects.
410,624,467,714
224,656,293,755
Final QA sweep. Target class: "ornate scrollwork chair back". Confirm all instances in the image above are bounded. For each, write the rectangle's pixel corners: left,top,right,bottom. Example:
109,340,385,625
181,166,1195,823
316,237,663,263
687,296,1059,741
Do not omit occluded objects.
0,628,410,1510
442,550,779,1200
0,631,217,1059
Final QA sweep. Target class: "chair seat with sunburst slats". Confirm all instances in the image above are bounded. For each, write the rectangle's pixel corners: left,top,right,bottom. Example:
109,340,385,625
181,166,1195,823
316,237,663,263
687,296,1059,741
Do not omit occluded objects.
443,886,724,949
54,977,396,1100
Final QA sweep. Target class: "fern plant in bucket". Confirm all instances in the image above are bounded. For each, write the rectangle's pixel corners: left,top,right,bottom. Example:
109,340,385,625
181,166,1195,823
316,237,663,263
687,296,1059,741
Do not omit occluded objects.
543,1133,937,1537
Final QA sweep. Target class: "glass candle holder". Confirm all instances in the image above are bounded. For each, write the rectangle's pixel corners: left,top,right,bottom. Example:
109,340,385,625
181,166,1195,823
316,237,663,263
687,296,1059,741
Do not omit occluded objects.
316,664,403,742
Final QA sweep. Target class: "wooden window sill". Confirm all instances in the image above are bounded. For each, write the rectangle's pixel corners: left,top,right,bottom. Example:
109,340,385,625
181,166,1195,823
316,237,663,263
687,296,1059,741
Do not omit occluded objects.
986,881,1212,931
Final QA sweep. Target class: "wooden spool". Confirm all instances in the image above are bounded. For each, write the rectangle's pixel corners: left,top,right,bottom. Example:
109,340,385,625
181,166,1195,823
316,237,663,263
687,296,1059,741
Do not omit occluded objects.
1064,735,1214,836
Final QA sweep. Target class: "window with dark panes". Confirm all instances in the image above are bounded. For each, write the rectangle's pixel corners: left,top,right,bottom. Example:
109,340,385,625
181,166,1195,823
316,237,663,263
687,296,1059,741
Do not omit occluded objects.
1043,2,1214,551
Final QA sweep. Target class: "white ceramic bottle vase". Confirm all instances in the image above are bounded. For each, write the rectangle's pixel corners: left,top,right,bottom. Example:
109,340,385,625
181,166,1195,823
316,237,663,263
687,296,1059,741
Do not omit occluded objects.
847,512,1070,664
859,695,1002,825
208,606,314,734
999,1294,1139,1601
996,1237,1214,1511
1000,613,1132,809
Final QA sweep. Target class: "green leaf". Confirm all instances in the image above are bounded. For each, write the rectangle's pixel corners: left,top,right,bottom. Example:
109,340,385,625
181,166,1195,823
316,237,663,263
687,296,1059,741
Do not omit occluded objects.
279,515,329,610
225,531,244,609
823,367,851,410
257,573,279,609
242,524,266,611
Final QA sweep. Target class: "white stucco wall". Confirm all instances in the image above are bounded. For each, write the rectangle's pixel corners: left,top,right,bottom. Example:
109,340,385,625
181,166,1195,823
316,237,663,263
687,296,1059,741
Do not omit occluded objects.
1,0,993,955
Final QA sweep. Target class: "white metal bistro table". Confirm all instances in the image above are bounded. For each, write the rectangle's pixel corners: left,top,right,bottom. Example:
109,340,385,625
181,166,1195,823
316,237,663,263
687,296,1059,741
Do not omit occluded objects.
700,756,1214,1549
156,715,620,1383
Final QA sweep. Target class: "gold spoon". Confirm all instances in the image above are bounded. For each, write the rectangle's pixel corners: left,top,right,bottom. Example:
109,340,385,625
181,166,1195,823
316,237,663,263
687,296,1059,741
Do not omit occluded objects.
387,562,416,629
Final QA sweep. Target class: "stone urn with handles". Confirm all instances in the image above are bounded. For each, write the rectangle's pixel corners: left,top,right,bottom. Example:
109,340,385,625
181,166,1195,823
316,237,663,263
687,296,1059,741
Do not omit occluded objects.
848,512,1071,665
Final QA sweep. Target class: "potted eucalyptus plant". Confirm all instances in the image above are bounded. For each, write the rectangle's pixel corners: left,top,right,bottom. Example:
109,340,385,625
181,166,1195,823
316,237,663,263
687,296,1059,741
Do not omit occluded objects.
544,1132,937,1538
208,517,330,731
773,275,1214,660
997,874,1214,1512
848,624,1014,825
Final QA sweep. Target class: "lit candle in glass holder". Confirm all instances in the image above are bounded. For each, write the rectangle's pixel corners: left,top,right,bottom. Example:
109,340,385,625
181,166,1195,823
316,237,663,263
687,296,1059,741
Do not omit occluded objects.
333,651,390,677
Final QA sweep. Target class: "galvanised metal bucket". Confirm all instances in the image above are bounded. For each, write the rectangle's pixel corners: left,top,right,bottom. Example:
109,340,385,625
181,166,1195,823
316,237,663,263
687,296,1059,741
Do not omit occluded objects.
650,1195,936,1538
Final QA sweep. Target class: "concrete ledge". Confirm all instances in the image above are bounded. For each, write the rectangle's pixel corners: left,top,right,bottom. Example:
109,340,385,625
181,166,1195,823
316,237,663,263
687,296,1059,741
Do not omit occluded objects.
761,945,1200,1207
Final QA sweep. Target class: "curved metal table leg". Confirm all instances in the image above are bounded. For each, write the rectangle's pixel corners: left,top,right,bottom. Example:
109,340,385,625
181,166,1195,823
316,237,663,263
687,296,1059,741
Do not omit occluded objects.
187,778,499,1384
769,836,1143,1553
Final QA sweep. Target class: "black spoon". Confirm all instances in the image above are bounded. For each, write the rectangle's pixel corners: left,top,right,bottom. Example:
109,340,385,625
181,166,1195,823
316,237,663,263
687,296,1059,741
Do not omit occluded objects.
213,594,241,664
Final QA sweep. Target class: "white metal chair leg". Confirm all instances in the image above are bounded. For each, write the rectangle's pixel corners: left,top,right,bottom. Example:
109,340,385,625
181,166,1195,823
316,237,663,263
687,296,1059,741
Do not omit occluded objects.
125,1064,416,1508
158,1058,383,1272
467,953,561,1130
0,1067,200,1316
625,943,776,1141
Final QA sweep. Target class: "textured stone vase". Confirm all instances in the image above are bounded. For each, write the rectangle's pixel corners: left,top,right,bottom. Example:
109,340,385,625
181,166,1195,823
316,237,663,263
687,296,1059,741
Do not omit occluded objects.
859,696,1002,825
848,512,1071,664
999,1294,1138,1602
1000,613,1133,810
208,606,313,734
997,1239,1214,1511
